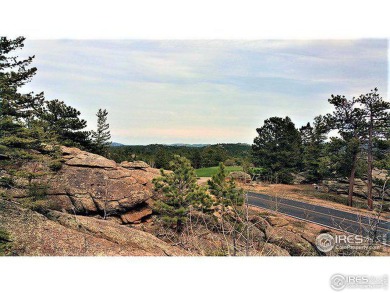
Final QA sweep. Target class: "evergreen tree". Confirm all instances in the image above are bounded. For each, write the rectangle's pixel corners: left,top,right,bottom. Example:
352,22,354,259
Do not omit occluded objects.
153,155,212,232
0,37,46,152
154,147,172,169
299,115,329,182
190,149,202,169
207,163,244,255
208,162,244,207
38,99,91,149
356,88,390,209
200,145,228,167
252,116,301,183
327,94,366,206
0,37,60,195
91,108,111,156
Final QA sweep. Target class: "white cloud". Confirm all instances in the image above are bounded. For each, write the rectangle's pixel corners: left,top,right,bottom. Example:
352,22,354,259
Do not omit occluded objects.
21,39,388,144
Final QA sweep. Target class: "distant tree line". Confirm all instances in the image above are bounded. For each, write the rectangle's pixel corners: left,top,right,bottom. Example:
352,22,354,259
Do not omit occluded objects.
108,143,252,169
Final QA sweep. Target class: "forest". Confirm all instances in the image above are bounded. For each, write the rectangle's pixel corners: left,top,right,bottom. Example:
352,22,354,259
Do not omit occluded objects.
108,143,252,169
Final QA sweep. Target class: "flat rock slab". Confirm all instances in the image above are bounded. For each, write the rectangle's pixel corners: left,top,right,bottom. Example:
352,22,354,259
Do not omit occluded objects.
120,161,150,169
120,206,153,224
65,152,117,169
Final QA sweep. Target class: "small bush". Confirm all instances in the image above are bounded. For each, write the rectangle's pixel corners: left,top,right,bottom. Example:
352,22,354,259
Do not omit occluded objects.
276,171,294,184
28,182,48,199
0,176,14,188
49,160,63,172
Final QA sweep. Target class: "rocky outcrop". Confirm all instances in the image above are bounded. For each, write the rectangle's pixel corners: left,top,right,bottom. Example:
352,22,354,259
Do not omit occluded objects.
120,205,153,224
120,160,162,181
291,172,308,184
35,146,162,217
120,161,150,169
265,225,317,256
0,199,187,256
260,242,290,256
229,171,251,183
250,213,317,256
322,169,390,200
372,168,389,181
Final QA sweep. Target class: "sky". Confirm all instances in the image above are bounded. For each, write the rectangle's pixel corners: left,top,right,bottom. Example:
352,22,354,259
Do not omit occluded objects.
21,39,388,145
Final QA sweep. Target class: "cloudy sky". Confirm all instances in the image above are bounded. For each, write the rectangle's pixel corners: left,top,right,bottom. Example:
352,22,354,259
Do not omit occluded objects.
21,39,388,145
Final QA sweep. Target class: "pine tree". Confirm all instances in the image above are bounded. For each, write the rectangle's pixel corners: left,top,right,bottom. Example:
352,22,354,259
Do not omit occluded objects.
207,163,244,255
200,145,228,167
0,37,46,152
252,116,302,183
356,88,390,209
327,94,366,206
153,155,212,232
299,115,329,182
208,162,244,207
0,37,60,196
154,147,171,169
190,149,202,169
91,108,111,156
38,99,91,149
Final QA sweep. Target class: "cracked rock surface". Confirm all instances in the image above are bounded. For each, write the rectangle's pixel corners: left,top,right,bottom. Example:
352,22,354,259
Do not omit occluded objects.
40,146,161,216
0,199,187,256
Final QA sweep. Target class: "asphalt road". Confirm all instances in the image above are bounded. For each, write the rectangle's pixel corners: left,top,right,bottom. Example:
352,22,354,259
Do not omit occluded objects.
247,192,390,243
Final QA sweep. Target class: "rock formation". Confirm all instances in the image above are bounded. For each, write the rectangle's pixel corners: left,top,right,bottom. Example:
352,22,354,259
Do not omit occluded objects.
0,199,187,256
322,168,389,201
43,146,162,219
229,171,251,183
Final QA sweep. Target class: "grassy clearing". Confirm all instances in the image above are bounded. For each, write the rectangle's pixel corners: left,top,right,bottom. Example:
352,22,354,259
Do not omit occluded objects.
195,166,243,177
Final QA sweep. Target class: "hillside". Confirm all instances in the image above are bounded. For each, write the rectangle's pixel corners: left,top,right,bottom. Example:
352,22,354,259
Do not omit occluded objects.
1,146,388,256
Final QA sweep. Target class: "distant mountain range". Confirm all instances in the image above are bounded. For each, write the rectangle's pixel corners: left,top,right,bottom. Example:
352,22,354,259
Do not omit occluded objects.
169,143,209,147
111,142,125,147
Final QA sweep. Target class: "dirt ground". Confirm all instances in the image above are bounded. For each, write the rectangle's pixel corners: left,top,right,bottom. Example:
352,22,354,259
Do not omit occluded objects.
197,177,211,185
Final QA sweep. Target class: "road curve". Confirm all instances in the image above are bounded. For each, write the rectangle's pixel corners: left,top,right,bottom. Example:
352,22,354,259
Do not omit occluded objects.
247,192,390,243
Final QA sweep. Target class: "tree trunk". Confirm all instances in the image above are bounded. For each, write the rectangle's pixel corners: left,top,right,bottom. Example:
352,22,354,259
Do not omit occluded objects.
348,153,358,207
176,219,182,233
232,229,237,256
367,115,374,210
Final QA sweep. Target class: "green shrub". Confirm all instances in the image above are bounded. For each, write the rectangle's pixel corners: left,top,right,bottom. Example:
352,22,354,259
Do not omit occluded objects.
28,182,48,199
0,176,14,188
275,171,294,184
49,160,63,172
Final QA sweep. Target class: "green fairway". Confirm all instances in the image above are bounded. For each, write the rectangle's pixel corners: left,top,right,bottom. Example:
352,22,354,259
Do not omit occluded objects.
195,166,243,177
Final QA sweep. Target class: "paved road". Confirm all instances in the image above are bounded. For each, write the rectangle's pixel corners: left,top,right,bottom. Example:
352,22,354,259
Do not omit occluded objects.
247,192,390,243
